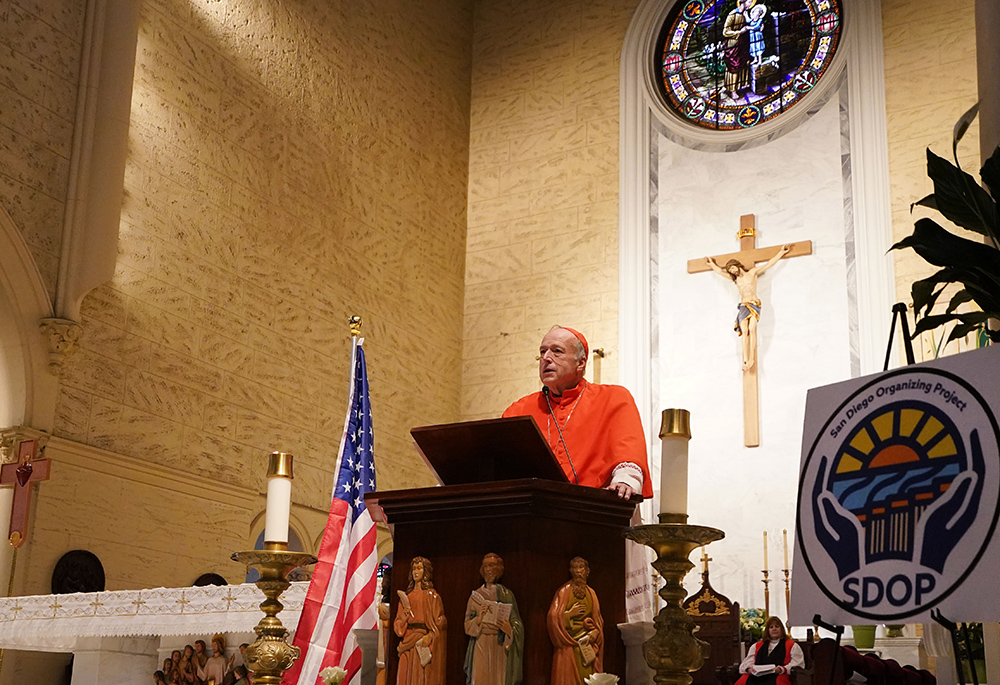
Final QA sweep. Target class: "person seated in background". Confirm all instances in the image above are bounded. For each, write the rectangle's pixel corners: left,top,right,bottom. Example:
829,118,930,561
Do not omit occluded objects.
737,616,804,685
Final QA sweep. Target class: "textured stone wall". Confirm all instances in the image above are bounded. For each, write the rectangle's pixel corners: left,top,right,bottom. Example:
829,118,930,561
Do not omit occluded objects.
882,0,981,360
462,0,636,421
0,0,84,302
38,0,472,592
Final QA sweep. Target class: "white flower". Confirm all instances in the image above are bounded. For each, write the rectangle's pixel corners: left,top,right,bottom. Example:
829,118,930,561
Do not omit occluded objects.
584,675,619,685
319,665,347,684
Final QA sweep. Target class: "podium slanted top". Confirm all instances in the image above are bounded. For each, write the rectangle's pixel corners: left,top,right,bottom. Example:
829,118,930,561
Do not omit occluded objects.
410,416,569,486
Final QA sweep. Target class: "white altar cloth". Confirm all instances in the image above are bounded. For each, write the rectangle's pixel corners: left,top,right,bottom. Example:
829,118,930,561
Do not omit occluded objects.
0,582,308,652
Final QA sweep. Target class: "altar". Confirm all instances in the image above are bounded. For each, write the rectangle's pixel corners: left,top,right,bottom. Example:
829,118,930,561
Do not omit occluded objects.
0,582,307,684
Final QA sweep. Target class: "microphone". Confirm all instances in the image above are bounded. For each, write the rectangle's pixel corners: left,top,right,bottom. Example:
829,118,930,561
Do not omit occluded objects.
542,385,578,484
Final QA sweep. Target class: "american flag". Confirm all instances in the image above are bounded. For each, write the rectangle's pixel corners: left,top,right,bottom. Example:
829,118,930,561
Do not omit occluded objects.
284,338,378,685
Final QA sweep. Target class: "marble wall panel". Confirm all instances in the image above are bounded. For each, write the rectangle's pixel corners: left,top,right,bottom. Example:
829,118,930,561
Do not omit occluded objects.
655,94,852,609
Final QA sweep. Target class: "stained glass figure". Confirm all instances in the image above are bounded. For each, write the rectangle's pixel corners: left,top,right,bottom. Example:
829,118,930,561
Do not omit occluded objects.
654,0,843,131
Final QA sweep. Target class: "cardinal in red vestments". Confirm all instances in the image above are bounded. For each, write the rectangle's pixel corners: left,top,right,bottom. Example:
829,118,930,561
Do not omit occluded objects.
503,326,652,499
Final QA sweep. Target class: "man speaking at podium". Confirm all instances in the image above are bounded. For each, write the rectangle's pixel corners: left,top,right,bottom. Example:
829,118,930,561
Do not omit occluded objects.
502,326,652,500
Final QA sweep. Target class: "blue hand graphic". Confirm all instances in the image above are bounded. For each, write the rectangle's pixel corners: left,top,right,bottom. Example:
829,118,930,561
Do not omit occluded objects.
919,429,985,573
812,455,863,579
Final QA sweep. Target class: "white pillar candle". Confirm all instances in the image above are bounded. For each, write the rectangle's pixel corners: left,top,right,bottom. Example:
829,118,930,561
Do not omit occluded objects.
658,409,691,515
264,452,294,544
783,529,790,569
763,530,769,569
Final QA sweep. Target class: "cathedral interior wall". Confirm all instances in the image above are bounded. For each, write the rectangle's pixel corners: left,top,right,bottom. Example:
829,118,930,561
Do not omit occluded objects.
0,0,85,303
882,0,981,361
0,0,989,678
5,0,475,612
461,0,637,421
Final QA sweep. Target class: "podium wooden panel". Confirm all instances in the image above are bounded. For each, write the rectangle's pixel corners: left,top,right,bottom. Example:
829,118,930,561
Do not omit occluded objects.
368,479,637,685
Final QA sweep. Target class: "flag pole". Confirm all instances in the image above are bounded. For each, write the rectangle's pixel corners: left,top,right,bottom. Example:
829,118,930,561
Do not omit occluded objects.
283,313,379,685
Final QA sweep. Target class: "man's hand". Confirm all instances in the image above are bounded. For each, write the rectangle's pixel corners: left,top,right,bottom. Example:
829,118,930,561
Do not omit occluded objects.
606,482,635,499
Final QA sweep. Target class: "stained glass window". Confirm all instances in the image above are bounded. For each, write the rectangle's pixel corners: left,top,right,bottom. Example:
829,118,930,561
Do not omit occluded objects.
654,0,843,131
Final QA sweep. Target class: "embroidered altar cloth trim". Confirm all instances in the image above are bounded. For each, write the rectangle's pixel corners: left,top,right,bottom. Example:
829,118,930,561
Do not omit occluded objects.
0,582,307,651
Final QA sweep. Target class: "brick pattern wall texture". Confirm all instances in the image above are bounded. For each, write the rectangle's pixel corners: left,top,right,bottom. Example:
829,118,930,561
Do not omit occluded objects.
882,0,982,361
0,0,84,302
462,0,637,422
38,0,473,591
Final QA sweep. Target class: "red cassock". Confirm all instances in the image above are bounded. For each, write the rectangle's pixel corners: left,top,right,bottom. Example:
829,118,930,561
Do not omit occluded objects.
503,380,653,498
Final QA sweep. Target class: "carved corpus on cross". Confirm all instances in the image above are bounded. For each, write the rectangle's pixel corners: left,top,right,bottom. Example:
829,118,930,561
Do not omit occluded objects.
688,214,812,447
0,439,51,548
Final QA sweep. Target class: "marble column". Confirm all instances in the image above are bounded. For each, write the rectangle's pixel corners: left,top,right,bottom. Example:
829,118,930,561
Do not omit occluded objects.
976,0,1000,163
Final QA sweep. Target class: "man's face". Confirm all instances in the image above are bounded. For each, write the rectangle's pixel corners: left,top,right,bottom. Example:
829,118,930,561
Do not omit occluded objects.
570,560,588,582
412,561,424,583
481,556,502,583
727,264,742,278
538,328,586,395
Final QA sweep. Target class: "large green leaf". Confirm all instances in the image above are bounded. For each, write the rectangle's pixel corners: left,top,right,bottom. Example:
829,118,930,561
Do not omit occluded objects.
912,312,965,336
952,102,980,166
892,218,1000,272
946,289,974,314
947,312,991,344
982,146,1000,207
926,149,1000,238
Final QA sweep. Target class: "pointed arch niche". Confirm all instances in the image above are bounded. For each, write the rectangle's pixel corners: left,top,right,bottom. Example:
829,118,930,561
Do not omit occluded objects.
0,205,58,432
617,0,895,607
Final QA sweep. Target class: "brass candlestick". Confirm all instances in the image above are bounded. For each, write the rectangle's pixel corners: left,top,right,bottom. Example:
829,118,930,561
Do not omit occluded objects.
782,568,791,624
762,569,770,616
232,543,318,685
626,515,725,685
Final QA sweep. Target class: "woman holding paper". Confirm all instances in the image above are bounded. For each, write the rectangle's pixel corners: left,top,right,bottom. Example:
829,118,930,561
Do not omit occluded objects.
736,616,803,685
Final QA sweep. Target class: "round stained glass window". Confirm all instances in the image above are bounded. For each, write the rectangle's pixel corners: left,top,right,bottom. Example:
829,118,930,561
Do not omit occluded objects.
654,0,843,131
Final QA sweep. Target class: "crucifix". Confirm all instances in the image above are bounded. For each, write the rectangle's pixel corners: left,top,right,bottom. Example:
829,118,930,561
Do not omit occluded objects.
700,549,712,581
687,214,812,447
0,439,51,548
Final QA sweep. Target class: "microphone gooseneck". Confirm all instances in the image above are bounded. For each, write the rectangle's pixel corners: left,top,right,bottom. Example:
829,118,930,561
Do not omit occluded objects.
543,386,579,485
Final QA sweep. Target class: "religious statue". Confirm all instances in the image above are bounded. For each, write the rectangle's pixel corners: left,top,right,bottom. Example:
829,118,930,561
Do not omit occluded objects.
705,244,790,371
547,557,605,685
196,634,230,685
394,556,447,685
464,553,524,685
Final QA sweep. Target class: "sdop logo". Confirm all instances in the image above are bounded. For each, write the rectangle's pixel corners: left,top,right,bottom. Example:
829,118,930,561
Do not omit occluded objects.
797,368,1000,620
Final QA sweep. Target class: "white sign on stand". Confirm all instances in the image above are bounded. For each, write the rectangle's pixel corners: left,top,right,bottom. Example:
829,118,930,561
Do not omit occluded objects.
791,345,1000,625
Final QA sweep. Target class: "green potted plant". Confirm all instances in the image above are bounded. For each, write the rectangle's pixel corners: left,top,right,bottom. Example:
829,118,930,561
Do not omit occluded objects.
890,106,1000,348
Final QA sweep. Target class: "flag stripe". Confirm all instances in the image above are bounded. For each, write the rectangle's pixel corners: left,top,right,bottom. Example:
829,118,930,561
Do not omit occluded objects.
284,338,378,685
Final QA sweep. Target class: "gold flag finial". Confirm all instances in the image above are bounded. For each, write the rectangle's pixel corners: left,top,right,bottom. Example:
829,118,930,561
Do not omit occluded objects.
349,316,363,337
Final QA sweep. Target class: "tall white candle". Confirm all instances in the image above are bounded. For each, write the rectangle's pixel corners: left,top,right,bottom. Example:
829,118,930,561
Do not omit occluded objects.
763,531,769,569
264,452,294,544
783,529,789,569
658,409,691,515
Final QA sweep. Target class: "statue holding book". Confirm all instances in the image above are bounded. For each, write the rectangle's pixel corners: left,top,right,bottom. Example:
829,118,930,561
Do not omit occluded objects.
464,553,524,685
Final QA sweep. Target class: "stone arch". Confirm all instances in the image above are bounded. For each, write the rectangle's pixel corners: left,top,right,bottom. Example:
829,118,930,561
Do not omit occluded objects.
0,203,57,432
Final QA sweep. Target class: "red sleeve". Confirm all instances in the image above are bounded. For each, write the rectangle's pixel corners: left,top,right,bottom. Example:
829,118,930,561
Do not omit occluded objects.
607,387,652,497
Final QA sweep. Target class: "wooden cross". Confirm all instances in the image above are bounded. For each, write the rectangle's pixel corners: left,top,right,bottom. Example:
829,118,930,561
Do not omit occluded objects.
688,214,812,447
0,439,51,548
700,550,712,575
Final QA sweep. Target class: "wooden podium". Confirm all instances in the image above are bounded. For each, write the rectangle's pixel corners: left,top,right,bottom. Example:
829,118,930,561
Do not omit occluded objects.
368,478,637,685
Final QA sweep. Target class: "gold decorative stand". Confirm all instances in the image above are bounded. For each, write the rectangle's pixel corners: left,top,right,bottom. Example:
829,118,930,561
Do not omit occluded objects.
232,545,318,685
626,515,725,685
